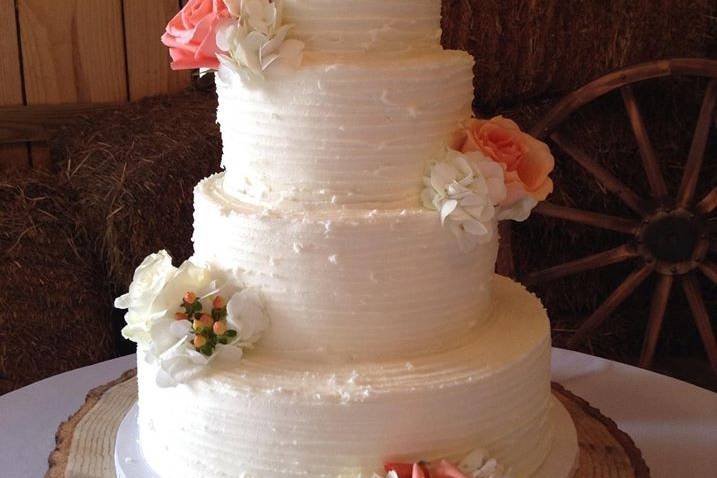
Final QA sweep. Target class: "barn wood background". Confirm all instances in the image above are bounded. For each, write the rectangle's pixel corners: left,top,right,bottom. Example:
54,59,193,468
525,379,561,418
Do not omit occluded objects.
0,0,191,171
0,0,715,394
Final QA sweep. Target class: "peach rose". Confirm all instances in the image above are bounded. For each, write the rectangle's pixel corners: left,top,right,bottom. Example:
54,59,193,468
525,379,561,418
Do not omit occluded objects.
161,0,231,70
454,116,554,203
384,460,469,478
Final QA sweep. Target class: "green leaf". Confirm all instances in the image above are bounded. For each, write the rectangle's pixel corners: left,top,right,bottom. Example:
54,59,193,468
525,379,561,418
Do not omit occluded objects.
224,329,238,338
217,336,229,345
200,343,214,356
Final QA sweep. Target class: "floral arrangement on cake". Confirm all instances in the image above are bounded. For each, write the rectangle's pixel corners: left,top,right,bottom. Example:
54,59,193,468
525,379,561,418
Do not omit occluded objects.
161,0,304,81
382,448,513,478
115,251,268,387
423,116,554,251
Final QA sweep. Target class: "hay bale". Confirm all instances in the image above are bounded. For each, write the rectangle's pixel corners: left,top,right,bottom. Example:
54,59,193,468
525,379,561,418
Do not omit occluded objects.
0,87,220,391
51,87,220,288
0,172,114,395
442,0,716,108
49,87,221,353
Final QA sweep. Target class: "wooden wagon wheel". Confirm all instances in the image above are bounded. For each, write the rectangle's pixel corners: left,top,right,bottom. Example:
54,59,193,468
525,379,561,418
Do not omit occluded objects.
524,58,717,374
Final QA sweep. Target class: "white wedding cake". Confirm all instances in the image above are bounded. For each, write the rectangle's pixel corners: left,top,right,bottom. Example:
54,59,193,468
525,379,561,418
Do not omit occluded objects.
116,1,577,477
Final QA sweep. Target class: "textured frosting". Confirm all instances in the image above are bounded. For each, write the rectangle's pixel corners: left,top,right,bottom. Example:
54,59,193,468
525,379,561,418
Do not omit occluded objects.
218,50,474,209
135,2,575,476
193,173,498,362
138,277,555,478
283,0,442,53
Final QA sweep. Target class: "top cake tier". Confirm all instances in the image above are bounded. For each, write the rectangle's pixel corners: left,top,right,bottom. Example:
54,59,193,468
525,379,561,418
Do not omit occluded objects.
283,0,442,53
216,1,474,210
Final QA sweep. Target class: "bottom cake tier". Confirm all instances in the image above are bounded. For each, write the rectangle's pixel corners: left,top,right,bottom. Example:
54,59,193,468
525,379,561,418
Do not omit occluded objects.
137,276,570,478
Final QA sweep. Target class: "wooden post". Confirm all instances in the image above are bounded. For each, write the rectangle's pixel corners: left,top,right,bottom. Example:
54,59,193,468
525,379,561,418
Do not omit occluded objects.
123,0,190,101
17,0,128,168
0,0,29,170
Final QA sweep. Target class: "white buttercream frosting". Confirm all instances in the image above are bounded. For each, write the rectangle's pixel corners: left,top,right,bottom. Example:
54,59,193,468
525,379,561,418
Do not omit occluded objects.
193,173,498,362
217,50,474,208
138,277,554,478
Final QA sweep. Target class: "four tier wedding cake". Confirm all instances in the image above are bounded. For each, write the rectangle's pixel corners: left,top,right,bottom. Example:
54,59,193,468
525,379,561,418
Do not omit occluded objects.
115,1,577,477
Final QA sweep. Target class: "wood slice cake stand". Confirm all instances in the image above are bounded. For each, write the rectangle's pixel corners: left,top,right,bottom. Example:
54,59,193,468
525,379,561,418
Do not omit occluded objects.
46,370,650,478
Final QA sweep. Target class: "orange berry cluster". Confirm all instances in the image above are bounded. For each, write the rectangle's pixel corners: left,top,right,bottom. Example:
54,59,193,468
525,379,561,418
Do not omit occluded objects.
175,291,237,356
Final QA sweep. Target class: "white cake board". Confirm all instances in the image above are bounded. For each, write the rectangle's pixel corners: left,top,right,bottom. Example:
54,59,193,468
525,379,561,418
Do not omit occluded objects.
534,397,579,478
114,405,159,478
114,397,577,478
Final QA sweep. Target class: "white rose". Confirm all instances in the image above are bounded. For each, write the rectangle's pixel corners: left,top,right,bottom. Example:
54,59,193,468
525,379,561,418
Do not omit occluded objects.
114,250,175,311
115,250,176,345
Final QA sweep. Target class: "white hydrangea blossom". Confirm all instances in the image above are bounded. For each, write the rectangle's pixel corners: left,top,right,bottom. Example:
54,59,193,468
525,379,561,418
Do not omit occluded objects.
497,196,538,222
459,449,514,478
216,0,304,83
115,251,269,387
378,472,399,478
497,181,539,223
422,150,507,252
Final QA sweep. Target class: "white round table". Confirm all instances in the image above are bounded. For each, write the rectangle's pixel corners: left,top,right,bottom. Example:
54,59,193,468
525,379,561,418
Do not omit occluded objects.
0,349,715,478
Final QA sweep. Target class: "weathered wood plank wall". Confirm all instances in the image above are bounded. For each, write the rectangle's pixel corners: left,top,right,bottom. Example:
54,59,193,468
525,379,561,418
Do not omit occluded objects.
123,0,191,100
0,0,29,169
0,0,190,171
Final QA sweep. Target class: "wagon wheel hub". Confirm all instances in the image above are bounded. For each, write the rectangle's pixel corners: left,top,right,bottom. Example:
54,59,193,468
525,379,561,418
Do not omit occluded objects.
638,209,709,275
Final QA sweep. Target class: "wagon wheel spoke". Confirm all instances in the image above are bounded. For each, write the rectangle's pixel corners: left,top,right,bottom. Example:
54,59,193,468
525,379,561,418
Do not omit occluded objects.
567,265,653,348
677,79,717,208
534,202,639,234
639,275,674,369
524,244,637,286
696,186,717,215
621,85,669,199
699,261,717,285
550,132,650,215
681,274,717,374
